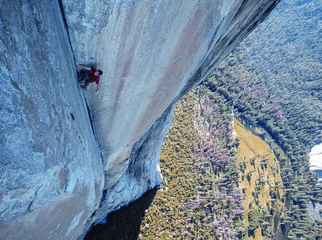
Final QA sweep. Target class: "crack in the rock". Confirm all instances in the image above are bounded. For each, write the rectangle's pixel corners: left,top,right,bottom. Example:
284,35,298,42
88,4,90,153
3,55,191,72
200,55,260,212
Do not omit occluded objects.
27,186,41,212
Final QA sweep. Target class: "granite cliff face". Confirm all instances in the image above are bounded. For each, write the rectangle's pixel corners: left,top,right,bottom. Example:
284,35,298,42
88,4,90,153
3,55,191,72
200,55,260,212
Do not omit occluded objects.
0,1,103,239
0,0,279,239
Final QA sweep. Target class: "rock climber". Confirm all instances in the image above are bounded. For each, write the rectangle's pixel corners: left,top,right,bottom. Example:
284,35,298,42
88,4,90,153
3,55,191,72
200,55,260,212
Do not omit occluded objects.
77,64,103,91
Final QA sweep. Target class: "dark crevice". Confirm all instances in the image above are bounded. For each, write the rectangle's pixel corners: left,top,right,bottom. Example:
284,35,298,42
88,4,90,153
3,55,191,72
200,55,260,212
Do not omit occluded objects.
84,96,105,165
58,0,106,220
99,190,108,208
85,188,158,240
27,187,41,212
58,0,102,158
58,0,105,165
57,0,76,64
85,101,95,136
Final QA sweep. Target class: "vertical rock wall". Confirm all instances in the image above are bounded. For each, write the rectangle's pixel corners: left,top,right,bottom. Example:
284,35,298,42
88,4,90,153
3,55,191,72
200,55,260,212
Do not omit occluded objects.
0,0,279,239
62,0,279,232
0,1,103,239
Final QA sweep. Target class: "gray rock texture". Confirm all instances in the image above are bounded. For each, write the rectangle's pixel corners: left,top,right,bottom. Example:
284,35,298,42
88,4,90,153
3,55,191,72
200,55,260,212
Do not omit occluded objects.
0,1,103,239
62,0,279,234
0,0,279,239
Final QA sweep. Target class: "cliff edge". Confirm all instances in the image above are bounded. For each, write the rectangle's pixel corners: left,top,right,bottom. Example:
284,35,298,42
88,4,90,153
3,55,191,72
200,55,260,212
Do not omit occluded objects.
0,0,279,239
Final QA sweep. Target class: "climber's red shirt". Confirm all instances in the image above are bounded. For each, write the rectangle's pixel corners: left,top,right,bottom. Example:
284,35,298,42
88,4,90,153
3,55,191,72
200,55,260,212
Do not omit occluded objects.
90,67,100,85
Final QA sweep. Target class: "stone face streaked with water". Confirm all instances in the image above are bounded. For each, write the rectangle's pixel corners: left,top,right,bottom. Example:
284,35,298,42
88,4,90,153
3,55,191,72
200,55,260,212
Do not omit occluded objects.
0,0,279,239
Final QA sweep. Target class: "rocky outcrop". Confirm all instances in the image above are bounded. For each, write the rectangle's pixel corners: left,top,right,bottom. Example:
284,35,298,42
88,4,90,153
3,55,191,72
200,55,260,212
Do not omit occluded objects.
0,0,279,239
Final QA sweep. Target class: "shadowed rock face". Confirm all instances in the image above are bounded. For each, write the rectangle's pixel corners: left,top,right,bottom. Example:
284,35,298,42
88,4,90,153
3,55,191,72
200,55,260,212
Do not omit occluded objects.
0,0,278,239
0,1,103,239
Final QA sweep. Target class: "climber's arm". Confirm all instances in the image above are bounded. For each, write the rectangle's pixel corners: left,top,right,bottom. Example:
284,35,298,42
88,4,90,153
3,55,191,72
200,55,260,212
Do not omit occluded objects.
76,63,91,70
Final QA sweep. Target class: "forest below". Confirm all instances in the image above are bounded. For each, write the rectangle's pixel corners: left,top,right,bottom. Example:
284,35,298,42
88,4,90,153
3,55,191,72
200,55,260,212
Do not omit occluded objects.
86,0,322,239
203,0,322,238
138,0,322,238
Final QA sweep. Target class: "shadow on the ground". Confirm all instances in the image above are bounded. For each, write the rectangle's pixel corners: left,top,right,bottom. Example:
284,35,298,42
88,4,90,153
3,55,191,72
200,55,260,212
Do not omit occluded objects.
85,188,158,240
